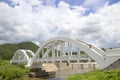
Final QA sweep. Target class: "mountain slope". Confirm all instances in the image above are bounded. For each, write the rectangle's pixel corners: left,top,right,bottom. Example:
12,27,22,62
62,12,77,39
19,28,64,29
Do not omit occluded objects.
0,42,39,60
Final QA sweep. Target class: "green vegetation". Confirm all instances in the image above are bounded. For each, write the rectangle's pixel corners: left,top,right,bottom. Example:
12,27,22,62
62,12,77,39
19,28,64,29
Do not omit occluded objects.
101,48,106,51
80,59,95,62
0,42,39,60
0,60,30,80
0,42,44,80
66,69,120,80
80,51,86,54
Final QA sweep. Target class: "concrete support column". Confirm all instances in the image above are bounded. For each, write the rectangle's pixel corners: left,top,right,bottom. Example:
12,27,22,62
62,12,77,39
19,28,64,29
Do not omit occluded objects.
46,47,49,63
52,44,55,63
69,44,72,56
20,55,22,62
36,53,39,63
68,42,70,57
41,48,44,63
42,48,44,58
24,55,27,62
60,43,62,57
62,42,65,56
59,42,63,65
23,55,25,62
88,57,92,68
18,55,20,62
77,47,80,63
56,45,59,57
67,42,71,67
60,42,65,57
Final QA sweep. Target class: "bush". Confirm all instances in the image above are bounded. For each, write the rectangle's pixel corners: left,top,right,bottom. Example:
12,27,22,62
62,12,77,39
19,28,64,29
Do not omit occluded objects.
0,60,29,80
66,69,120,80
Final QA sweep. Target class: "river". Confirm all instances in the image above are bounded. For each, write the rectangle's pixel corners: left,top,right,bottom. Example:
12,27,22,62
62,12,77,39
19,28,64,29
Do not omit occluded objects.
46,68,94,80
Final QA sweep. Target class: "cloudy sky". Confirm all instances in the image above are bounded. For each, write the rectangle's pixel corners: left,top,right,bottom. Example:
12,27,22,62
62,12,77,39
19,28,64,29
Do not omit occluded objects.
0,0,120,48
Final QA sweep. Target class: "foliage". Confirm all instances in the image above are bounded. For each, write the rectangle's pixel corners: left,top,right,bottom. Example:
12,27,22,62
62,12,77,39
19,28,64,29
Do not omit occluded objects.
0,42,39,60
0,60,9,66
0,60,30,80
80,60,88,63
80,51,86,54
17,42,39,52
66,69,120,80
101,48,106,51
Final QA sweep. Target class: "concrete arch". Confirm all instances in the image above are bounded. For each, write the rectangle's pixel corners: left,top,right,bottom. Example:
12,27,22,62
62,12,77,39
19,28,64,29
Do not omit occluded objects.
28,37,108,69
10,49,34,64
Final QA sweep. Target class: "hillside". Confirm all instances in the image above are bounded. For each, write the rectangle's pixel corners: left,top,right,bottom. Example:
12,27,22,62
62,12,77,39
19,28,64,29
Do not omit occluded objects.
0,42,39,60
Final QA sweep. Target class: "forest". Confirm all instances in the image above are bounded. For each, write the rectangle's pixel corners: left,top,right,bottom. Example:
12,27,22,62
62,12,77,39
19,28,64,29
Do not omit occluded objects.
0,42,39,60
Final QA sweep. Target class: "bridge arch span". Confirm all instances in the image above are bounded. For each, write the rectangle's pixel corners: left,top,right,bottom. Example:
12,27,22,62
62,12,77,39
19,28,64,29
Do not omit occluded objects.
10,49,34,64
29,37,107,69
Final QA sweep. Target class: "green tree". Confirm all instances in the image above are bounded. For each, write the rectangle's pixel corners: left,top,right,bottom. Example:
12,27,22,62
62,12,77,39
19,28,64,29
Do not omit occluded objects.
101,48,106,51
0,42,39,60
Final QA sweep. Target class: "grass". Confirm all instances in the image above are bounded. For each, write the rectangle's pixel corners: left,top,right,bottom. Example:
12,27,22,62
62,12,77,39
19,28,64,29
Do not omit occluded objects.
66,69,120,80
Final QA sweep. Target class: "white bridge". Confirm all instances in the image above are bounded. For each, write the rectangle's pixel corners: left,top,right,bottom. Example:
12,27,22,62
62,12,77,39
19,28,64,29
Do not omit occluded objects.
10,37,120,69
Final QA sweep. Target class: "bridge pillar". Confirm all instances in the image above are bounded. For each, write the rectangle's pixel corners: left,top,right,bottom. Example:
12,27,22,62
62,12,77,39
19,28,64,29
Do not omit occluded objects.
37,53,40,63
77,47,81,63
56,46,59,57
68,42,71,66
60,42,65,57
41,48,44,63
62,42,66,56
60,42,64,67
60,42,63,58
69,43,72,56
52,44,55,63
88,57,92,68
46,47,49,63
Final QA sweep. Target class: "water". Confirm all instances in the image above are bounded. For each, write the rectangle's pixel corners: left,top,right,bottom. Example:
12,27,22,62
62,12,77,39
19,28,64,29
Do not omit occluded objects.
46,77,64,80
46,68,93,80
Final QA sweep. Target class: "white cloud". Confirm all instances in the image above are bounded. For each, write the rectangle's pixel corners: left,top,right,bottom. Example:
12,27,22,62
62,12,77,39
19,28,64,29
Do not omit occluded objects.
58,1,70,7
0,0,120,48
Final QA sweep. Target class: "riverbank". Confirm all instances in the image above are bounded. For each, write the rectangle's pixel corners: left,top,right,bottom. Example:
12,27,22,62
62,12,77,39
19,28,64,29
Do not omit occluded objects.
29,62,99,80
29,68,94,80
45,68,95,80
27,77,44,80
66,69,120,80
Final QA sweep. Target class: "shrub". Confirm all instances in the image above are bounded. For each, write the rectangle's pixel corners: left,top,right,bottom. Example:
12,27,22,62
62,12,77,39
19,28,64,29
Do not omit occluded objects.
0,60,29,80
66,69,120,80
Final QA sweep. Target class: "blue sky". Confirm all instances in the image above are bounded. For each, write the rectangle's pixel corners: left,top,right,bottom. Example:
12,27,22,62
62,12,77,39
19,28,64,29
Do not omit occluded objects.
0,0,120,48
1,0,120,15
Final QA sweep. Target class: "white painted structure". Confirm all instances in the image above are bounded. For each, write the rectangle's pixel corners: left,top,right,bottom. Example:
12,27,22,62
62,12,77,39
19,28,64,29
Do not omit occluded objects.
10,37,120,69
10,49,34,64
